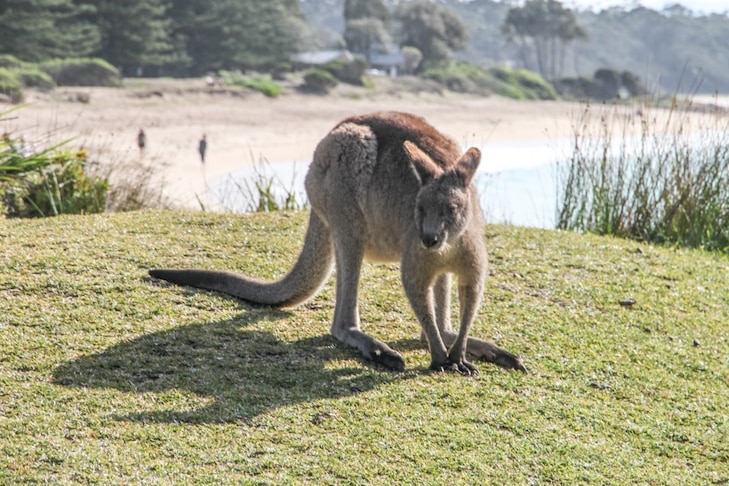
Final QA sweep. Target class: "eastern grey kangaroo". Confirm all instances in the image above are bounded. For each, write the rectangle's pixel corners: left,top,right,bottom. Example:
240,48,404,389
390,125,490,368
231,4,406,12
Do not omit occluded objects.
150,112,525,374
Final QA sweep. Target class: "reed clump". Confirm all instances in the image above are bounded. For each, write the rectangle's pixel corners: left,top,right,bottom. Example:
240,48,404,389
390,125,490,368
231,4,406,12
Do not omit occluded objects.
556,96,729,252
1,107,170,217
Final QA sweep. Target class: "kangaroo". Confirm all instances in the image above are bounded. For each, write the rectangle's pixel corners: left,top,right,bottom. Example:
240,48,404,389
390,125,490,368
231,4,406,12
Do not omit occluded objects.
149,111,526,374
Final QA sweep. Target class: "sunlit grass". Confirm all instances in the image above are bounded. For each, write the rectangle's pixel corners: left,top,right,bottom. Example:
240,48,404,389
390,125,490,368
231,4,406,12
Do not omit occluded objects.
0,210,727,483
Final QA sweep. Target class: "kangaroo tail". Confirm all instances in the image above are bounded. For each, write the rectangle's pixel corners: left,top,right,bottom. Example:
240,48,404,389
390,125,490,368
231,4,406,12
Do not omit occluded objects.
149,212,334,307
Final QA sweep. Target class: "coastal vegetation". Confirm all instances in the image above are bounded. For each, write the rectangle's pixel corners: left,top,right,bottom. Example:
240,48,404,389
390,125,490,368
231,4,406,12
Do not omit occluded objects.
557,96,729,252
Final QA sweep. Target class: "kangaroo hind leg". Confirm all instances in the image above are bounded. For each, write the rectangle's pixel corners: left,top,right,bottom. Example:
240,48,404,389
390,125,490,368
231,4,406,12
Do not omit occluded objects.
327,215,405,371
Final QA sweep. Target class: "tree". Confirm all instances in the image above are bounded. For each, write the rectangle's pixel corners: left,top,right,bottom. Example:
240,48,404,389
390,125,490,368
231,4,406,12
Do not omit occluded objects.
342,0,391,59
344,18,392,59
233,1,306,68
300,0,347,49
168,0,304,74
81,0,179,76
395,1,468,70
0,0,100,62
501,0,587,80
344,0,388,24
401,46,423,74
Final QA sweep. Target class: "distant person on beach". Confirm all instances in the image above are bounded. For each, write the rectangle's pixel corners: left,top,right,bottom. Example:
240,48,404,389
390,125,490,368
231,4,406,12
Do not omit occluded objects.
198,134,207,164
137,129,146,156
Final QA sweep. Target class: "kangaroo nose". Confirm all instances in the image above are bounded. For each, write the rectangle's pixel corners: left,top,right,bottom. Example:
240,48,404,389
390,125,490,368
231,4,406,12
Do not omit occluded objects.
421,234,439,249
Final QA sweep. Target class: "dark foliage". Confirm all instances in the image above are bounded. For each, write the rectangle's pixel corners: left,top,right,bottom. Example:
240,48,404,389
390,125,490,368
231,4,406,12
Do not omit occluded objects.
555,68,648,100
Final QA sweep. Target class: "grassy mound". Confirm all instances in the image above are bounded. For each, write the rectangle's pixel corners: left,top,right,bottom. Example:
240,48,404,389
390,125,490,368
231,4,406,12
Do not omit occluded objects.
0,211,726,483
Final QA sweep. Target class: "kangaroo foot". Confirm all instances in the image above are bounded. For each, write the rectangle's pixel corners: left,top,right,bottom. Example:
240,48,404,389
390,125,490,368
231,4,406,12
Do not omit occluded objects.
371,347,405,371
488,350,527,373
464,337,527,373
430,357,479,376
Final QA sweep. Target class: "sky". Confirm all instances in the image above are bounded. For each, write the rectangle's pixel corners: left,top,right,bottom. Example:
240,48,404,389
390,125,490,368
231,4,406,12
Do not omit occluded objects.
560,0,728,14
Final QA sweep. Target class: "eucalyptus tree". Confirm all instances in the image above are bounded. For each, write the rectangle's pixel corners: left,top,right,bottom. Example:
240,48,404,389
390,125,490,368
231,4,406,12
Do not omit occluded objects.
501,0,586,79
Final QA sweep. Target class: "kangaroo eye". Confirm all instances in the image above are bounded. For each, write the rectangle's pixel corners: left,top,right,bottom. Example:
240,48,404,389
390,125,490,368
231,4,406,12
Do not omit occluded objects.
440,205,456,218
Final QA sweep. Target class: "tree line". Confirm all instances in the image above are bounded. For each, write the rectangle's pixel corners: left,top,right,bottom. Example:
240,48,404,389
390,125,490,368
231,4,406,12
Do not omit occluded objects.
0,0,474,76
305,0,729,93
1,0,727,92
0,0,305,76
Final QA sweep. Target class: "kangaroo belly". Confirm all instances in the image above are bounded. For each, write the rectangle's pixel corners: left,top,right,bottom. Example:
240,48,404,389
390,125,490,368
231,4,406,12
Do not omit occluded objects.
364,236,401,262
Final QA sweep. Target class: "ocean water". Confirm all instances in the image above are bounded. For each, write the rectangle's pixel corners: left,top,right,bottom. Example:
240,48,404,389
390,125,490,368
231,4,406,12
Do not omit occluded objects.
210,137,572,229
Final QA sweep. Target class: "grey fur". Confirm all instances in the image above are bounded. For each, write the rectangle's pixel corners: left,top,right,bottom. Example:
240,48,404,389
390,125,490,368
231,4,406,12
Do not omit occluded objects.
149,111,525,374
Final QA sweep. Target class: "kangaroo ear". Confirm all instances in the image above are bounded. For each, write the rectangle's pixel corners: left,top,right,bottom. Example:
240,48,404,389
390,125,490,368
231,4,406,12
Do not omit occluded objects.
454,147,481,186
404,140,442,185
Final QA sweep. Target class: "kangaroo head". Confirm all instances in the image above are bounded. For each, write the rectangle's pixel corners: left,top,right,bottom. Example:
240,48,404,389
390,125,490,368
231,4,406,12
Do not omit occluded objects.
404,141,481,251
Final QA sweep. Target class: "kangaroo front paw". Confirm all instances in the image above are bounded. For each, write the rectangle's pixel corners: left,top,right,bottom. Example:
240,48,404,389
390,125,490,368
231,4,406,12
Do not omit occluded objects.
429,358,479,376
371,348,405,371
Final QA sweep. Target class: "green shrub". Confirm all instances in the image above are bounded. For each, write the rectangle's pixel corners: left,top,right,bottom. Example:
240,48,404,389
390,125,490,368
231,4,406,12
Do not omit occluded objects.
39,58,121,87
15,68,55,91
219,71,283,97
23,158,108,217
321,56,369,86
620,70,647,97
552,76,595,99
0,54,25,69
301,69,338,93
593,68,621,98
444,73,478,93
490,81,530,100
422,61,557,100
0,68,23,103
422,61,492,95
401,46,423,74
489,66,558,100
555,69,647,100
1,131,108,217
512,68,559,100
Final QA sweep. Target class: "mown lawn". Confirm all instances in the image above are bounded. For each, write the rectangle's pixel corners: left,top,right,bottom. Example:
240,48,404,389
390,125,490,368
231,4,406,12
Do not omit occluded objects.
0,210,727,484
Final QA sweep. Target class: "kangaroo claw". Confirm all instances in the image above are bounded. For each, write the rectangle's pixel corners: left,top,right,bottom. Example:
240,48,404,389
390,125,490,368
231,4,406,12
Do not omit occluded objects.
430,358,479,376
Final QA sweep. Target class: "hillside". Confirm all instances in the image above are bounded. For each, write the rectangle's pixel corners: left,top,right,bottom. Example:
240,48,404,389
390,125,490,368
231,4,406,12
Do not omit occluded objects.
302,0,729,93
0,210,727,483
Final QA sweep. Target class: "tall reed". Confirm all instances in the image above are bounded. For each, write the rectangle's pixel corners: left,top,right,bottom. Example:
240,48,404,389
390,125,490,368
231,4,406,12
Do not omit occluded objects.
210,156,307,213
556,96,729,252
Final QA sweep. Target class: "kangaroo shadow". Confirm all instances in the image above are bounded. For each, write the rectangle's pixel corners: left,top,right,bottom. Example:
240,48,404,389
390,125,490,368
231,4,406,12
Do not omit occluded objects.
53,304,410,424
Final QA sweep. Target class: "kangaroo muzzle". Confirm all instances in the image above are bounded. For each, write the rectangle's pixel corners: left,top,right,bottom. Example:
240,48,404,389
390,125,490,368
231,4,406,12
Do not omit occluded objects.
421,233,440,249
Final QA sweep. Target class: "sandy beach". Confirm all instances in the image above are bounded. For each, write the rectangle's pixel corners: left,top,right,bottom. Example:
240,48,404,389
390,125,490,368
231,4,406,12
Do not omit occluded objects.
6,78,591,210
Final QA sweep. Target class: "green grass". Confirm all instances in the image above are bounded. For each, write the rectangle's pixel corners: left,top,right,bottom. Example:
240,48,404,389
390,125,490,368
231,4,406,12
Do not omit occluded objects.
1,210,727,483
218,71,283,98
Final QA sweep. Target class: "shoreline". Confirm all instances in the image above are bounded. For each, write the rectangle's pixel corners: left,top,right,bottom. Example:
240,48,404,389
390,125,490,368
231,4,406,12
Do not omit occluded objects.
3,79,669,211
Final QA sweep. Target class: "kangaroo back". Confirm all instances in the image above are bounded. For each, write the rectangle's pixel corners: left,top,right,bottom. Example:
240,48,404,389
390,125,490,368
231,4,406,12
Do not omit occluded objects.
149,212,334,307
